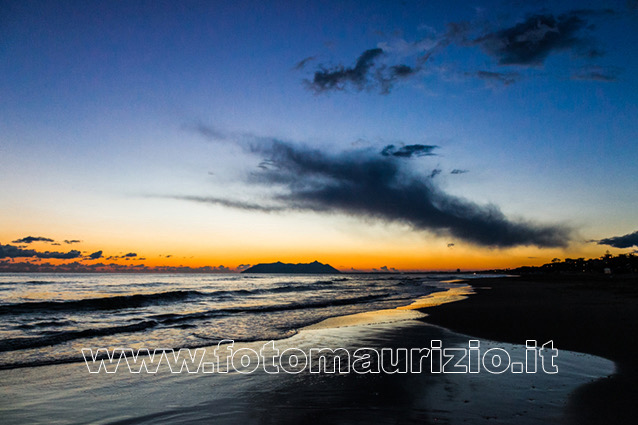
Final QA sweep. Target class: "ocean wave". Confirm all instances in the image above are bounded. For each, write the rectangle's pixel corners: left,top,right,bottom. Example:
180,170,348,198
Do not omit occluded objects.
0,290,204,315
0,293,392,353
0,280,57,286
151,293,392,325
210,281,349,296
312,277,349,284
0,282,366,316
0,320,159,352
17,320,78,329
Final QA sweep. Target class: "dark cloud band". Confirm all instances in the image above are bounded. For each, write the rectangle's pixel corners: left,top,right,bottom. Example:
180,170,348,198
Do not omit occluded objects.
306,48,420,94
181,136,572,248
301,8,615,93
11,236,54,244
598,231,638,248
308,48,384,93
0,244,81,259
381,144,438,158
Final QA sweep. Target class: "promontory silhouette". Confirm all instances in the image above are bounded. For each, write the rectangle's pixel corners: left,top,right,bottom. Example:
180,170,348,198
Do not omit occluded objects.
241,261,340,274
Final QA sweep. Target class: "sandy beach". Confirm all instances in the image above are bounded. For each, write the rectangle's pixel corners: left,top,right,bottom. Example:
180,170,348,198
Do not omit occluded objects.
0,276,628,424
424,274,638,425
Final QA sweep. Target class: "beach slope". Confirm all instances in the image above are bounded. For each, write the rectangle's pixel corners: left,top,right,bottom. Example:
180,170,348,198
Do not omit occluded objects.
422,274,638,425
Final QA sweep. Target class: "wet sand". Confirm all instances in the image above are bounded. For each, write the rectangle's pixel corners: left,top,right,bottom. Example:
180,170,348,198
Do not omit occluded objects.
0,281,619,424
422,274,638,425
0,319,613,424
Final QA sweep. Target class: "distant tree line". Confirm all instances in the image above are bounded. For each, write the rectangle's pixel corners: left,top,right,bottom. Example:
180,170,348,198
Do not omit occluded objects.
512,252,638,274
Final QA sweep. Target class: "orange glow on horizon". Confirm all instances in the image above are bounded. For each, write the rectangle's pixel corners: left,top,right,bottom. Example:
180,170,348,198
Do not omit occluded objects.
1,242,624,272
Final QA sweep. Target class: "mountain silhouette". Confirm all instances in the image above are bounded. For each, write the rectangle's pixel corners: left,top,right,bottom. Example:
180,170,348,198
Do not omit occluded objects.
241,261,340,274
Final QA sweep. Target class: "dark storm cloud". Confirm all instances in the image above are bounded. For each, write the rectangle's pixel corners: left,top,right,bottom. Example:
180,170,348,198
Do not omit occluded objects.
183,139,571,248
598,231,638,248
0,244,81,259
88,250,103,260
380,144,438,158
123,252,137,257
64,239,82,244
11,236,54,244
474,10,610,66
451,169,469,174
308,48,384,93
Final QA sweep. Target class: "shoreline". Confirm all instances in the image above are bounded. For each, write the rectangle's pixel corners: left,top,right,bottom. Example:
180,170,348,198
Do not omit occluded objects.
0,279,457,371
422,274,638,425
1,293,614,425
303,283,473,330
1,275,630,424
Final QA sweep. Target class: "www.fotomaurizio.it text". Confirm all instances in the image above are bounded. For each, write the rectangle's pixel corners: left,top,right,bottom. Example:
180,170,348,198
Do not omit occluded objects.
82,339,558,375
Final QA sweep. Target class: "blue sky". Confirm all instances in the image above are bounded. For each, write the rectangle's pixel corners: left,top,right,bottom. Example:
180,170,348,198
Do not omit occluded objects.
1,0,637,270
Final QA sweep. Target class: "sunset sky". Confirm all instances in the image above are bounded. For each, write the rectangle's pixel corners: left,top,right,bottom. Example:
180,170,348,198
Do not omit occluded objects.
1,0,637,272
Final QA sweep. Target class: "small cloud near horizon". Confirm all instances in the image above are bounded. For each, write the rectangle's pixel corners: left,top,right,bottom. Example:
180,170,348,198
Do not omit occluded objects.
87,250,103,260
0,244,81,259
11,236,55,244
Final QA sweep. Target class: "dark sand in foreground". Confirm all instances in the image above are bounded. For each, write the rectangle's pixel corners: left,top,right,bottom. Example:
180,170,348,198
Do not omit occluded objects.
423,274,638,425
1,274,632,424
0,318,612,424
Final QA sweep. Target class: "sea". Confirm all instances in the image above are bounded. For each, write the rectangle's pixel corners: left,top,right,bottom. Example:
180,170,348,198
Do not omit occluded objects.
0,272,472,370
